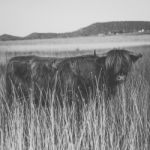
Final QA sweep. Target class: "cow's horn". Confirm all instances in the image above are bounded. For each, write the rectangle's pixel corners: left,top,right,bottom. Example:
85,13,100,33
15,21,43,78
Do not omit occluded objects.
130,51,142,57
94,50,96,56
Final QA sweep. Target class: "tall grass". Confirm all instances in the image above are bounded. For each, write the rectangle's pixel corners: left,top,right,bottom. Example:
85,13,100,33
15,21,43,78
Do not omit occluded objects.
0,46,150,150
0,61,150,150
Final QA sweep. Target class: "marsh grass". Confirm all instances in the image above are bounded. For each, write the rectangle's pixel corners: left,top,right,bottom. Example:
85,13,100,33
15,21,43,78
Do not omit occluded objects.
0,45,150,150
0,63,150,150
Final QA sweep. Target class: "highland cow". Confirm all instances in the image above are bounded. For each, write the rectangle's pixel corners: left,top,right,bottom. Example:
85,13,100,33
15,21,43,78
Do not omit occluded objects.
6,55,35,106
55,49,142,104
6,55,62,106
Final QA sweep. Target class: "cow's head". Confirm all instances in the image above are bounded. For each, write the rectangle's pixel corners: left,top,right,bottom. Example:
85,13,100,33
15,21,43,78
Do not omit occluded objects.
97,49,142,94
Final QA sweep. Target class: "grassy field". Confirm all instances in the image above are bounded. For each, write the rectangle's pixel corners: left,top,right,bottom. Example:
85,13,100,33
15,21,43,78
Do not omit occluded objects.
0,35,150,150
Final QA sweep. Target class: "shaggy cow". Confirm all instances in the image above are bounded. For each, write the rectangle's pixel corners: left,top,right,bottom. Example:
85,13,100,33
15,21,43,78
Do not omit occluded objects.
54,49,142,104
6,55,62,106
6,49,142,107
6,55,35,106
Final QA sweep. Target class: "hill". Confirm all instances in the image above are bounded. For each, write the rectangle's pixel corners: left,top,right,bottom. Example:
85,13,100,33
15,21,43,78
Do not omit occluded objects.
0,21,150,41
0,34,23,41
71,21,150,36
24,32,59,40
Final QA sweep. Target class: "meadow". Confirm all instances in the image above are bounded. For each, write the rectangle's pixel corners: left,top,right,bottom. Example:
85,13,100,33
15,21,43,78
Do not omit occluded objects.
0,34,150,150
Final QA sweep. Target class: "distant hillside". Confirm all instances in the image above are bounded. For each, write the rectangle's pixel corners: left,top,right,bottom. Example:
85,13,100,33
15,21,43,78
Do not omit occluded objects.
24,32,59,39
0,21,150,41
0,34,22,41
71,21,150,36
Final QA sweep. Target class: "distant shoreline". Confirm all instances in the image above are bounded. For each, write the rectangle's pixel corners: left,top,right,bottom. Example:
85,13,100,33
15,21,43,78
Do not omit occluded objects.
0,34,150,52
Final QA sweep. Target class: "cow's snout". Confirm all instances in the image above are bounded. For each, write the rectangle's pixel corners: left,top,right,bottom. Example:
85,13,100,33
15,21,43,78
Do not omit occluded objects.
116,75,126,82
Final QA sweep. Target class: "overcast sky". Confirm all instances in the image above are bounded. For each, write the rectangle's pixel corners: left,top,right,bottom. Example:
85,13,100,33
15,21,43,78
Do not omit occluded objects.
0,0,150,36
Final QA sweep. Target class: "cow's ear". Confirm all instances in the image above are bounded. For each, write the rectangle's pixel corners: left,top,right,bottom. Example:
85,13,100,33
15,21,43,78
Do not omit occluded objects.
130,53,142,63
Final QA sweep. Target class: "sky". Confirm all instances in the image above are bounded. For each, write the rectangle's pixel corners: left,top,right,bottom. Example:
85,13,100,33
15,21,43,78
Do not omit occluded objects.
0,0,150,36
